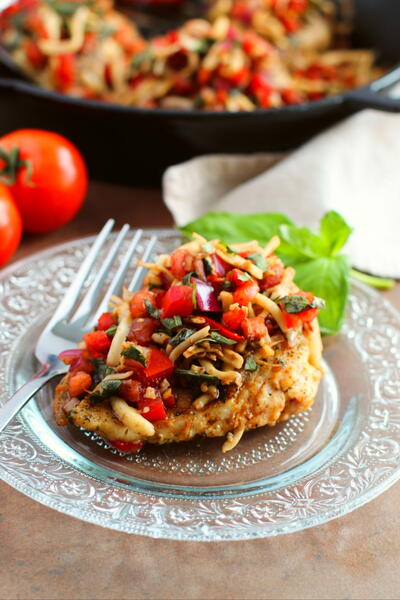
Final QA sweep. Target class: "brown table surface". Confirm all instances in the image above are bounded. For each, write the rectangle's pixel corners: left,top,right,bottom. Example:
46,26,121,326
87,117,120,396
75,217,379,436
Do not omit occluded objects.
1,181,399,600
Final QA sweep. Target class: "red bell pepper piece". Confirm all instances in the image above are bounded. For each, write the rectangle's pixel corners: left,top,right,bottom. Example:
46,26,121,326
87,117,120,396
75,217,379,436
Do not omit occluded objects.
138,395,167,422
222,307,247,332
144,348,174,381
203,316,244,341
161,285,194,318
54,54,75,91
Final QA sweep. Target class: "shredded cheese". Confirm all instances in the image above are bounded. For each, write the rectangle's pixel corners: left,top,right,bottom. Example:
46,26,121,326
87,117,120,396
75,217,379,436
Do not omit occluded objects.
111,397,155,437
39,7,89,55
222,425,245,452
169,326,210,362
106,302,132,367
254,293,288,333
199,359,242,386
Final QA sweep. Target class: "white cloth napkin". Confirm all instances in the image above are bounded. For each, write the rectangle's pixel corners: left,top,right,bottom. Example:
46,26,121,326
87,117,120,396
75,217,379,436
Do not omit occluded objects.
163,109,400,278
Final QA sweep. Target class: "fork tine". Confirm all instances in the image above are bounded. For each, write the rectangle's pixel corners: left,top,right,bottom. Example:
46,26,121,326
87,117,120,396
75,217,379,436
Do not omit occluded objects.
128,235,157,292
87,229,143,328
45,219,115,328
71,223,131,325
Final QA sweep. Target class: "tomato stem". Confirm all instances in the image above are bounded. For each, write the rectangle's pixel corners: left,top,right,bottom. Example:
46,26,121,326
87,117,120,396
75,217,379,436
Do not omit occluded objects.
0,145,33,186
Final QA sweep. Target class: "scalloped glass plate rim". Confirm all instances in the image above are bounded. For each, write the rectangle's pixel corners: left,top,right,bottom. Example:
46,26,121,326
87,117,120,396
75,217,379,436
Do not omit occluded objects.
0,230,399,541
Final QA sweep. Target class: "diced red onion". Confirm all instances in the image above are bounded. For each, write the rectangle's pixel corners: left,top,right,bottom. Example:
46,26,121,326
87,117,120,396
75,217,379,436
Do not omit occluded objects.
58,349,84,365
212,254,228,276
194,278,222,312
64,397,81,412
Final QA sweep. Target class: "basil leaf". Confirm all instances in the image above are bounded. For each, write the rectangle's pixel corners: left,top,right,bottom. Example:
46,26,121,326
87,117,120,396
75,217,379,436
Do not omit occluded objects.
210,332,237,345
179,212,293,247
244,356,257,371
90,379,122,402
182,272,197,285
104,325,117,337
279,295,311,313
174,369,218,382
161,316,182,331
319,211,353,256
293,255,349,335
203,257,213,276
144,299,160,319
247,253,268,272
90,359,113,385
46,0,86,17
121,345,147,366
169,328,195,346
278,225,326,262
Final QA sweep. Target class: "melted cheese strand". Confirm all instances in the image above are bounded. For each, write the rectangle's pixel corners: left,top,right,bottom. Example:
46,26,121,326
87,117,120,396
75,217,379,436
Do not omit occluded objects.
169,326,210,362
111,397,155,437
254,293,288,333
107,302,132,367
222,426,245,453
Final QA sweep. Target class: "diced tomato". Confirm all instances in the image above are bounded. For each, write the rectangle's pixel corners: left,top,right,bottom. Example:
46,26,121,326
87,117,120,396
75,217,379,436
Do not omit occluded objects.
289,0,308,14
219,308,247,334
281,88,303,105
170,248,194,279
232,0,253,23
163,393,175,407
110,440,144,453
68,371,92,397
227,268,250,287
198,67,212,86
129,290,156,318
241,316,268,339
54,54,75,91
281,290,319,328
97,312,116,331
23,39,47,69
120,379,143,405
138,394,167,422
83,330,111,356
161,285,194,318
232,279,259,305
260,263,284,290
144,348,174,381
128,317,157,344
280,14,300,33
248,73,272,99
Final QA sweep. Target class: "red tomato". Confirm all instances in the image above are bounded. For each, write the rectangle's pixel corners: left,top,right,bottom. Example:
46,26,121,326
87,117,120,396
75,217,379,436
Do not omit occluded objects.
161,285,194,318
0,184,22,268
0,129,87,234
23,39,47,69
127,317,157,344
221,308,247,332
260,262,284,290
232,280,259,305
241,316,268,339
144,348,174,381
97,312,116,331
83,330,111,356
129,290,156,318
54,54,75,91
68,371,92,397
110,440,144,453
170,248,194,279
227,268,248,287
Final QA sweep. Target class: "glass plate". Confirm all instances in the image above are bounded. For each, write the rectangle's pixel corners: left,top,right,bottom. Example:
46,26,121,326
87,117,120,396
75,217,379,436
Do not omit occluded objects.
0,230,399,541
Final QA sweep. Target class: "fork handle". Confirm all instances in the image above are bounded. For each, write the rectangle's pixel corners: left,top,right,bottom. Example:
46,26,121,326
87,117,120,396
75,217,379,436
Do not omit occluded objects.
0,361,66,433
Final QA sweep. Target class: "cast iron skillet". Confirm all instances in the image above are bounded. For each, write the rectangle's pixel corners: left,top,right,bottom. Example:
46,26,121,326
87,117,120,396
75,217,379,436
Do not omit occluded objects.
0,0,399,184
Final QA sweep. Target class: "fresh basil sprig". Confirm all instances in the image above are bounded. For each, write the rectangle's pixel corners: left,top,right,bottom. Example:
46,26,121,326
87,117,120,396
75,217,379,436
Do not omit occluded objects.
169,328,195,346
90,379,122,403
279,294,326,314
121,345,147,366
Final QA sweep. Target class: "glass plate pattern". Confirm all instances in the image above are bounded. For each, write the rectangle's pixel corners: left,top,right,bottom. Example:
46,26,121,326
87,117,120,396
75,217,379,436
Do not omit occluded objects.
0,230,399,541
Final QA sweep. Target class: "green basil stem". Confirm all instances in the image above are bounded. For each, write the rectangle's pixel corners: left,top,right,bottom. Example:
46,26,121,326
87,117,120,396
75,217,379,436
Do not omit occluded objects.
350,269,395,290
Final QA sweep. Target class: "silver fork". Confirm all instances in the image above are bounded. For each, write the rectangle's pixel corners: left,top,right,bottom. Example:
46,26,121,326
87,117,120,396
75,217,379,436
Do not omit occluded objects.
0,219,156,433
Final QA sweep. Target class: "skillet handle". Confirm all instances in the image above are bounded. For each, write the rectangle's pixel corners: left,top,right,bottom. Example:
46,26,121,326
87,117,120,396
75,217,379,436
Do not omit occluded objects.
346,88,400,113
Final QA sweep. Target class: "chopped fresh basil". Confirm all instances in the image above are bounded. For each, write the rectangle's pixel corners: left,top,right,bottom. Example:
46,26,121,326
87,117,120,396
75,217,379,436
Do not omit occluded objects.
104,325,117,337
144,299,160,319
121,345,147,366
209,332,237,345
244,355,258,371
182,271,197,285
280,294,326,314
161,316,182,331
131,49,152,71
90,358,113,385
237,272,252,282
202,242,214,254
90,379,122,403
174,369,218,382
203,257,213,276
247,253,268,272
169,328,195,346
